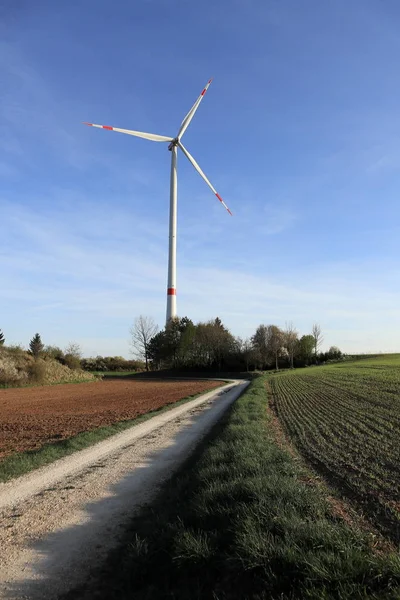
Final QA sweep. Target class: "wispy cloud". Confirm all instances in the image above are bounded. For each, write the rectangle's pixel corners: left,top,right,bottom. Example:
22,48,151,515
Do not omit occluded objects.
258,205,297,235
2,196,399,356
0,40,160,183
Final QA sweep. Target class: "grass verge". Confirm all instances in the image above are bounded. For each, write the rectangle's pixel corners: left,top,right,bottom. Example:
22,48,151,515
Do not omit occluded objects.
0,385,223,483
63,376,400,600
89,371,138,377
91,370,256,380
0,376,100,390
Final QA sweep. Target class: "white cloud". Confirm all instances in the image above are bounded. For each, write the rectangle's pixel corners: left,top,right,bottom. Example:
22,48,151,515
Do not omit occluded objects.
1,196,399,357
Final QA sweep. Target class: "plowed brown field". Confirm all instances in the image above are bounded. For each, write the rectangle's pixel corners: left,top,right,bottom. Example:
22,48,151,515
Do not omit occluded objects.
0,379,222,459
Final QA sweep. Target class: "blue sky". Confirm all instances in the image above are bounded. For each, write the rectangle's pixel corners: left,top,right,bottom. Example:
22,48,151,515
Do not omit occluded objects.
1,0,400,357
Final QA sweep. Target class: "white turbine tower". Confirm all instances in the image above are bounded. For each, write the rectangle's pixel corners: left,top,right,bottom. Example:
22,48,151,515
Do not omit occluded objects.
84,79,232,324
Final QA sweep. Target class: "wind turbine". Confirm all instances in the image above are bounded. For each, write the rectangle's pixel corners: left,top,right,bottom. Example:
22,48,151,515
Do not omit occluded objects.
83,79,232,324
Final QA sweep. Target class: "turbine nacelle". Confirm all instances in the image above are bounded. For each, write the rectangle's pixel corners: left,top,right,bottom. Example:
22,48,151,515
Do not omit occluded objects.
168,139,178,151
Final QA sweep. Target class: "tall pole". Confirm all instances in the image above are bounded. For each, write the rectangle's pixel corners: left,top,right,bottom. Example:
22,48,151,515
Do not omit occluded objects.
166,143,177,324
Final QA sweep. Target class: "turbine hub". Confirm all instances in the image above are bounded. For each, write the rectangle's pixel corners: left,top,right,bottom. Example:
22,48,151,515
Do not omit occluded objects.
168,139,178,151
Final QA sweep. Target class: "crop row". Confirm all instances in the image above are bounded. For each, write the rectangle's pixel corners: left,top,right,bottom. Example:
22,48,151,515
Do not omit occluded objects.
270,368,400,541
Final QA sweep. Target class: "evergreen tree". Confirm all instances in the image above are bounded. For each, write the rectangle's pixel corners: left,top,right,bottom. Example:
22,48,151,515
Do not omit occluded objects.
29,333,44,358
0,329,4,346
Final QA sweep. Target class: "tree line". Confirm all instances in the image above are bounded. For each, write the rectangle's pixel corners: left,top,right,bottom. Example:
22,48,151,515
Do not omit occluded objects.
0,329,145,373
0,331,83,368
0,321,343,376
130,317,343,372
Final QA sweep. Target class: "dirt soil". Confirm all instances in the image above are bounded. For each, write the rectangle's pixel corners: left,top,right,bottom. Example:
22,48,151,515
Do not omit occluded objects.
0,379,222,459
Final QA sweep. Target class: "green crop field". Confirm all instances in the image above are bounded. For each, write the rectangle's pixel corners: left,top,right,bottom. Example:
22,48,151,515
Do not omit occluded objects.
270,355,400,542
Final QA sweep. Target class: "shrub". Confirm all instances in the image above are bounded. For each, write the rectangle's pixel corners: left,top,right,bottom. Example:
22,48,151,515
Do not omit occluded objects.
0,354,28,385
81,356,145,372
43,345,65,362
28,359,47,383
5,344,26,355
63,353,81,371
0,347,97,387
64,342,82,359
40,358,97,384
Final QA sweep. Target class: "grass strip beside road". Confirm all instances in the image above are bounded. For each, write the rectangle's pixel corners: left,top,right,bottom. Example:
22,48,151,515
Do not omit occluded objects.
64,376,400,600
91,370,256,380
89,371,138,377
0,385,223,483
0,376,99,390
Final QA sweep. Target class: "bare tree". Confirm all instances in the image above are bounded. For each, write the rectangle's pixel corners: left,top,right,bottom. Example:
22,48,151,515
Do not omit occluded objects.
284,321,299,369
311,323,324,362
130,316,158,371
64,342,82,359
64,342,83,370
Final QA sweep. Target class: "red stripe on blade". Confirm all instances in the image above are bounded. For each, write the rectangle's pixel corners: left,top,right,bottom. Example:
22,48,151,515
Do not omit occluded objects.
167,288,176,295
201,89,206,96
216,193,233,215
83,122,93,126
102,125,113,130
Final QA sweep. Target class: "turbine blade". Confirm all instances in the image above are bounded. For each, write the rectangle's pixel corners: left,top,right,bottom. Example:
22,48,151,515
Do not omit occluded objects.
83,122,173,142
177,79,212,140
178,142,232,215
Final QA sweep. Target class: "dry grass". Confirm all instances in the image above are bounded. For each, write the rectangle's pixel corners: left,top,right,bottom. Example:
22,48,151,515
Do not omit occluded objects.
0,349,31,384
37,358,97,384
0,347,96,387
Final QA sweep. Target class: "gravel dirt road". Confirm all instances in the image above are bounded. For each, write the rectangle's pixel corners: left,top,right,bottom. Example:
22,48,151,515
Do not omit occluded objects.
0,380,248,600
